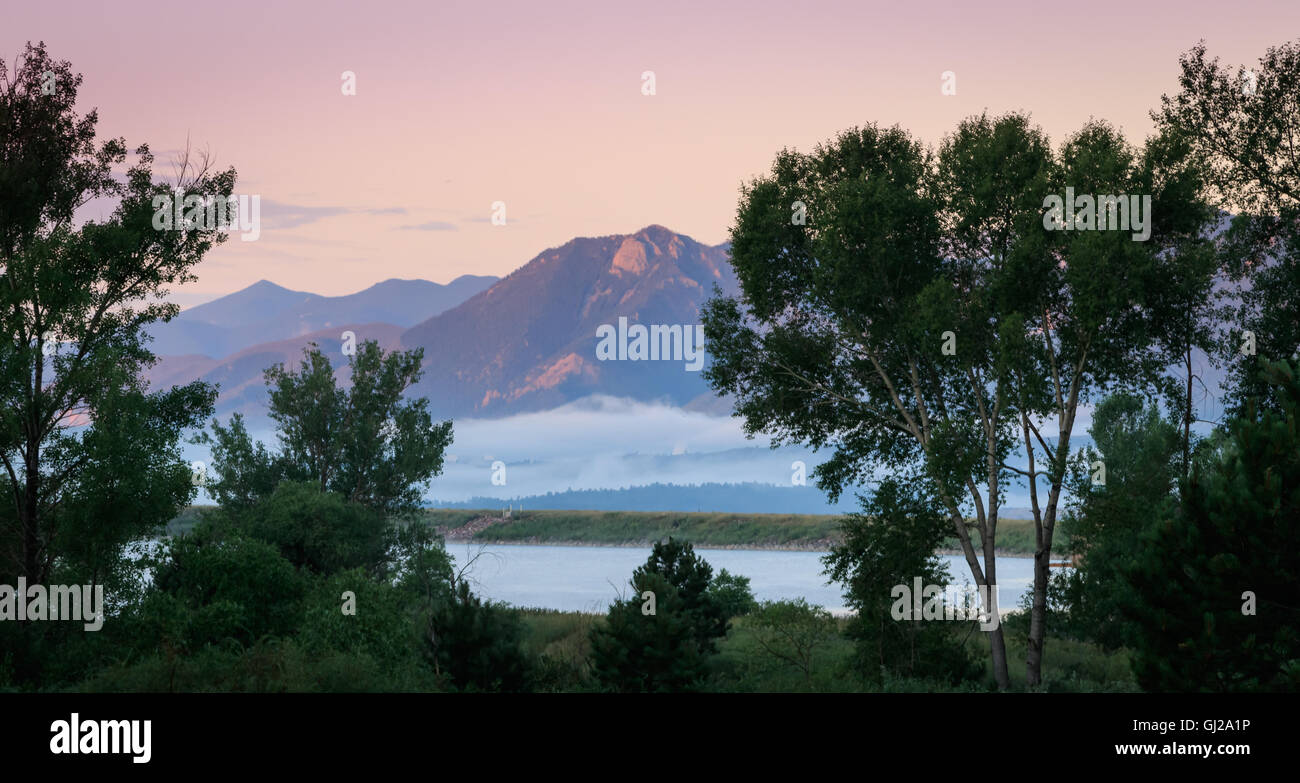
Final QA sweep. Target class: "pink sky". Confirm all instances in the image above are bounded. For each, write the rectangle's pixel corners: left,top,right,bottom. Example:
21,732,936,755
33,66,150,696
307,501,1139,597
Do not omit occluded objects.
6,0,1296,303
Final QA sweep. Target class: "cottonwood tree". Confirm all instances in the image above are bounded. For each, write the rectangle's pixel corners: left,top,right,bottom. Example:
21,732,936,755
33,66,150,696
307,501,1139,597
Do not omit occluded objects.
1157,40,1300,416
0,42,228,590
202,340,453,517
703,114,1213,687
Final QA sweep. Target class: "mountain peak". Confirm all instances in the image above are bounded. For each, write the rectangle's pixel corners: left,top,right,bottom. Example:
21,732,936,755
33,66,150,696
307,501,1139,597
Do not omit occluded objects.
248,279,291,291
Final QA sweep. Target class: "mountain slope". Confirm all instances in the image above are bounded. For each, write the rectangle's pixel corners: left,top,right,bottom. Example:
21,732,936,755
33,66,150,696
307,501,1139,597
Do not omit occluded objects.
148,275,497,358
401,225,736,418
146,322,406,418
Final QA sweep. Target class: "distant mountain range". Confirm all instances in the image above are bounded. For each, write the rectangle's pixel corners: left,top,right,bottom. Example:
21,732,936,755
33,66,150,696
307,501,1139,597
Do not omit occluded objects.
146,275,499,358
145,226,737,420
430,483,857,515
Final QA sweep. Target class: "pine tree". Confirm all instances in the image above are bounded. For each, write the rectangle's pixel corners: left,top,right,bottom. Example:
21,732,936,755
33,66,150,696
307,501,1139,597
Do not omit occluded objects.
1119,360,1300,691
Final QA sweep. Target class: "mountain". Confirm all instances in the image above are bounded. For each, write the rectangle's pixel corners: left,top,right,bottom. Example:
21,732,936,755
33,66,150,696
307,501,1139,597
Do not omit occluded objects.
146,322,406,418
143,226,734,420
429,483,857,515
147,275,498,358
401,225,737,418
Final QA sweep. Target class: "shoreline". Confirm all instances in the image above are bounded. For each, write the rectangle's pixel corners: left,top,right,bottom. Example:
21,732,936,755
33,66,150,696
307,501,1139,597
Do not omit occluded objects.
440,533,1041,559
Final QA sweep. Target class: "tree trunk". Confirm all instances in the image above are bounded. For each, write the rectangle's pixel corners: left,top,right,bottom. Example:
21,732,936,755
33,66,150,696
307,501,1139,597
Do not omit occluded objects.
1026,544,1050,686
989,622,1010,690
1184,346,1193,476
21,442,41,586
984,521,1010,690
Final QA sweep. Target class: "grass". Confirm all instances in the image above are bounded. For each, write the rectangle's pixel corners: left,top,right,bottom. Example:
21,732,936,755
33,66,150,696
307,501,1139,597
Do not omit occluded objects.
423,507,1043,555
510,606,1136,692
424,508,843,549
164,506,1045,555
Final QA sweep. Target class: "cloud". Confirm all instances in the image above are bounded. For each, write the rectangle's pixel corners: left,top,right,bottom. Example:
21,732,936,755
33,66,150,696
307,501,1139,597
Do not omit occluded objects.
398,220,459,231
257,200,408,229
258,200,351,229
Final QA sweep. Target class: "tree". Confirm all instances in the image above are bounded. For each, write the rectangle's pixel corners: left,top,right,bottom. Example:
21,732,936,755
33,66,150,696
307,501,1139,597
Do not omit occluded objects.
202,339,453,516
0,42,225,592
823,478,981,684
425,578,532,692
703,114,1214,687
1156,40,1300,416
708,568,758,619
589,571,711,692
1117,360,1300,691
1058,393,1181,650
588,538,729,692
633,537,728,651
209,480,391,577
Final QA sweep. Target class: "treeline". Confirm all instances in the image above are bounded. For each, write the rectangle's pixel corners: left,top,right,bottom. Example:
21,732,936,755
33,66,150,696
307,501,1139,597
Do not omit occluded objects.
431,482,858,514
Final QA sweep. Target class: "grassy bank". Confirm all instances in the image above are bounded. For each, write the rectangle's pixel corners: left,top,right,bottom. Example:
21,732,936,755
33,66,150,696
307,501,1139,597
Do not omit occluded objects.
167,506,1043,555
422,507,1041,556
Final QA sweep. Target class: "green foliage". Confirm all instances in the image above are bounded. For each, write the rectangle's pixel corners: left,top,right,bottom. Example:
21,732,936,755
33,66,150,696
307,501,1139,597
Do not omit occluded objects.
297,569,417,670
140,527,305,651
747,599,838,685
0,42,221,593
200,339,453,516
1117,360,1300,691
77,638,439,693
823,479,983,684
589,571,711,692
426,579,532,692
587,538,730,692
208,480,390,577
1002,571,1078,646
708,568,758,619
634,537,728,650
1158,41,1300,416
702,109,1216,688
1056,393,1181,649
201,414,279,511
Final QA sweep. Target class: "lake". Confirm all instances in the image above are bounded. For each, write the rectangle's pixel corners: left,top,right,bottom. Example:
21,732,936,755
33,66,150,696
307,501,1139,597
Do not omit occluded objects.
447,542,1036,615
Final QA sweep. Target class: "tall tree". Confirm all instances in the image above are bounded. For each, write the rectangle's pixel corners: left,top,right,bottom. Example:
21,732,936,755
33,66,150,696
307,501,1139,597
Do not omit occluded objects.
703,114,1213,687
1117,360,1300,691
0,42,225,589
203,340,453,517
1156,40,1300,415
1059,393,1181,650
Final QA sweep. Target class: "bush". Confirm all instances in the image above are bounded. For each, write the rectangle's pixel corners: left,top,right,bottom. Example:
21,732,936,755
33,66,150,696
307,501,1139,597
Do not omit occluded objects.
426,579,532,692
708,568,758,619
297,569,420,671
748,599,838,685
211,480,391,577
141,529,305,651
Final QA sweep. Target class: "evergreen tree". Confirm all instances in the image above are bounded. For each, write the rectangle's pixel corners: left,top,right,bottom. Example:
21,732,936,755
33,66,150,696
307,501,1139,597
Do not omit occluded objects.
1118,360,1300,691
